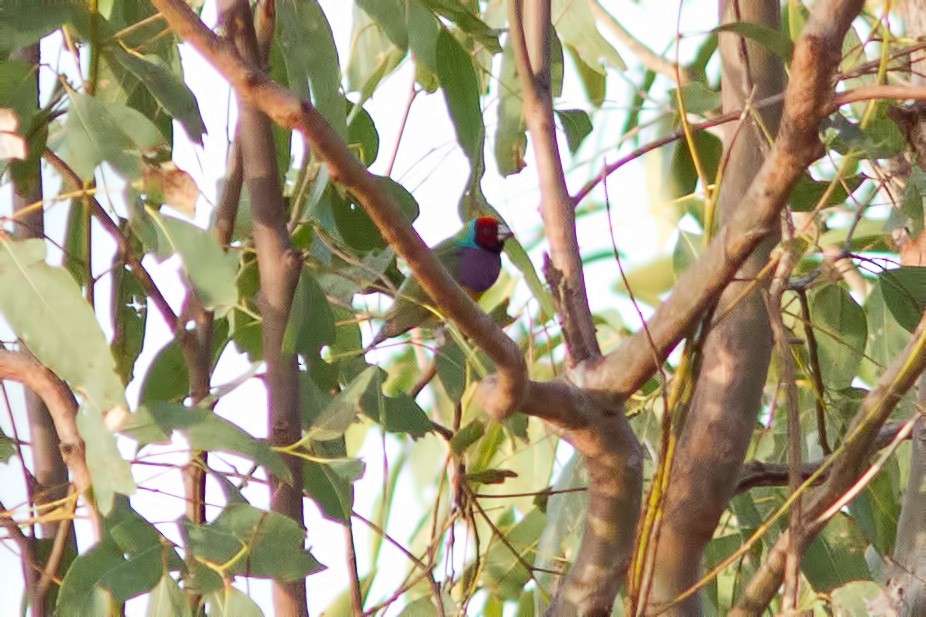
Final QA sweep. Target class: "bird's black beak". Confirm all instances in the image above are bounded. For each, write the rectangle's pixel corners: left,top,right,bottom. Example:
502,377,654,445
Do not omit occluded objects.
497,223,513,243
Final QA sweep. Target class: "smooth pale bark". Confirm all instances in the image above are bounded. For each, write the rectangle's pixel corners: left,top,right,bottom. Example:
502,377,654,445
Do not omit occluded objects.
647,1,784,614
888,7,926,613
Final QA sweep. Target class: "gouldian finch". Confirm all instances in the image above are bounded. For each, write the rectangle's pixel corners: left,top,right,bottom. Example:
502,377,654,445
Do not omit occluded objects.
368,216,513,348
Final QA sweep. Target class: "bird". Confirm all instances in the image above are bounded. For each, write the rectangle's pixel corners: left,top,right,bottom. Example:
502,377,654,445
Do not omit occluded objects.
367,216,513,349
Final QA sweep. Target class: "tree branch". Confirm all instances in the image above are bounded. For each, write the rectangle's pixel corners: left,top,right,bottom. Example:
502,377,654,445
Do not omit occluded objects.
0,351,97,530
510,0,600,364
583,0,862,404
149,0,527,419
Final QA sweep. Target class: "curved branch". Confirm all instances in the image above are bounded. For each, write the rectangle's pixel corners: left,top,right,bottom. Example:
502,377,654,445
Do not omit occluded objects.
149,0,527,418
583,0,865,404
0,351,95,522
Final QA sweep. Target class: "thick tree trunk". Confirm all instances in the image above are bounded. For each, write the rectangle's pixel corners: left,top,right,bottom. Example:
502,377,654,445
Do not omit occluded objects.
648,1,785,613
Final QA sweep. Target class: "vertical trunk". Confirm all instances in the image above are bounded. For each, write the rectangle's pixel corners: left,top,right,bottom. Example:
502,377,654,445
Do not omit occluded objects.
11,42,75,616
221,1,307,614
885,4,926,613
648,1,784,613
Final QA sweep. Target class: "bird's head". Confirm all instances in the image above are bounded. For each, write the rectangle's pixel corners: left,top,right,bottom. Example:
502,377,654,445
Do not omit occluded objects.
470,216,513,254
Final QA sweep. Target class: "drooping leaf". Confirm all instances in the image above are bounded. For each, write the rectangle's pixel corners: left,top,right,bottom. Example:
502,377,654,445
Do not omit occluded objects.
110,261,147,385
0,3,76,58
347,6,405,100
669,81,721,116
277,0,346,137
416,0,501,53
809,284,867,391
790,173,865,212
106,46,205,144
566,45,605,107
356,0,408,48
436,28,484,166
494,38,526,177
132,402,290,482
551,0,624,71
482,508,546,600
65,92,164,181
863,280,912,385
0,239,126,412
205,586,265,617
145,209,238,315
306,366,378,441
555,109,592,154
146,575,192,617
360,369,432,437
284,269,336,363
802,513,871,592
879,266,926,332
303,457,365,523
713,21,795,61
184,502,324,581
56,539,122,617
77,405,136,513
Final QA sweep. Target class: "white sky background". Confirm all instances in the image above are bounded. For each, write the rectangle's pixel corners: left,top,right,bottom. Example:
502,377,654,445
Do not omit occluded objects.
0,1,721,614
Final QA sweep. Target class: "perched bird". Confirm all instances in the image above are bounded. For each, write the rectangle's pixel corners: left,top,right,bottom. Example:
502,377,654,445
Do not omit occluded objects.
367,216,513,349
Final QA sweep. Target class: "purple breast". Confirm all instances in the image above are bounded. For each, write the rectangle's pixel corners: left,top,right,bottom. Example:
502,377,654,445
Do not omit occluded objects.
458,247,502,293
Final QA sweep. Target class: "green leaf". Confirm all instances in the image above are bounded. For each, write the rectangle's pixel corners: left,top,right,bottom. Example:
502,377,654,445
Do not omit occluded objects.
205,586,265,617
879,267,926,332
482,508,546,600
356,0,408,48
77,405,136,513
809,284,867,391
407,3,441,90
466,468,518,485
416,0,501,53
0,239,126,412
185,502,324,581
713,21,795,61
824,113,906,161
278,0,346,137
139,337,188,405
552,0,624,71
436,28,484,165
901,167,926,237
65,92,163,181
57,539,122,617
106,46,206,144
555,109,592,154
285,269,336,362
848,458,900,555
0,429,14,463
863,281,912,384
110,261,147,385
672,230,702,277
145,209,238,315
494,38,526,176
435,340,468,402
307,366,378,440
139,402,290,482
347,100,380,167
303,457,364,523
360,370,432,437
0,3,76,58
146,575,192,617
802,513,871,592
566,45,605,107
450,420,485,455
669,82,721,115
790,173,865,212
347,6,405,100
666,129,722,200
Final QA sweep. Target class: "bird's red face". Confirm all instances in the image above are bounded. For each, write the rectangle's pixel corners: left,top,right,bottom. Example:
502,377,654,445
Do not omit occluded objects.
473,216,512,253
